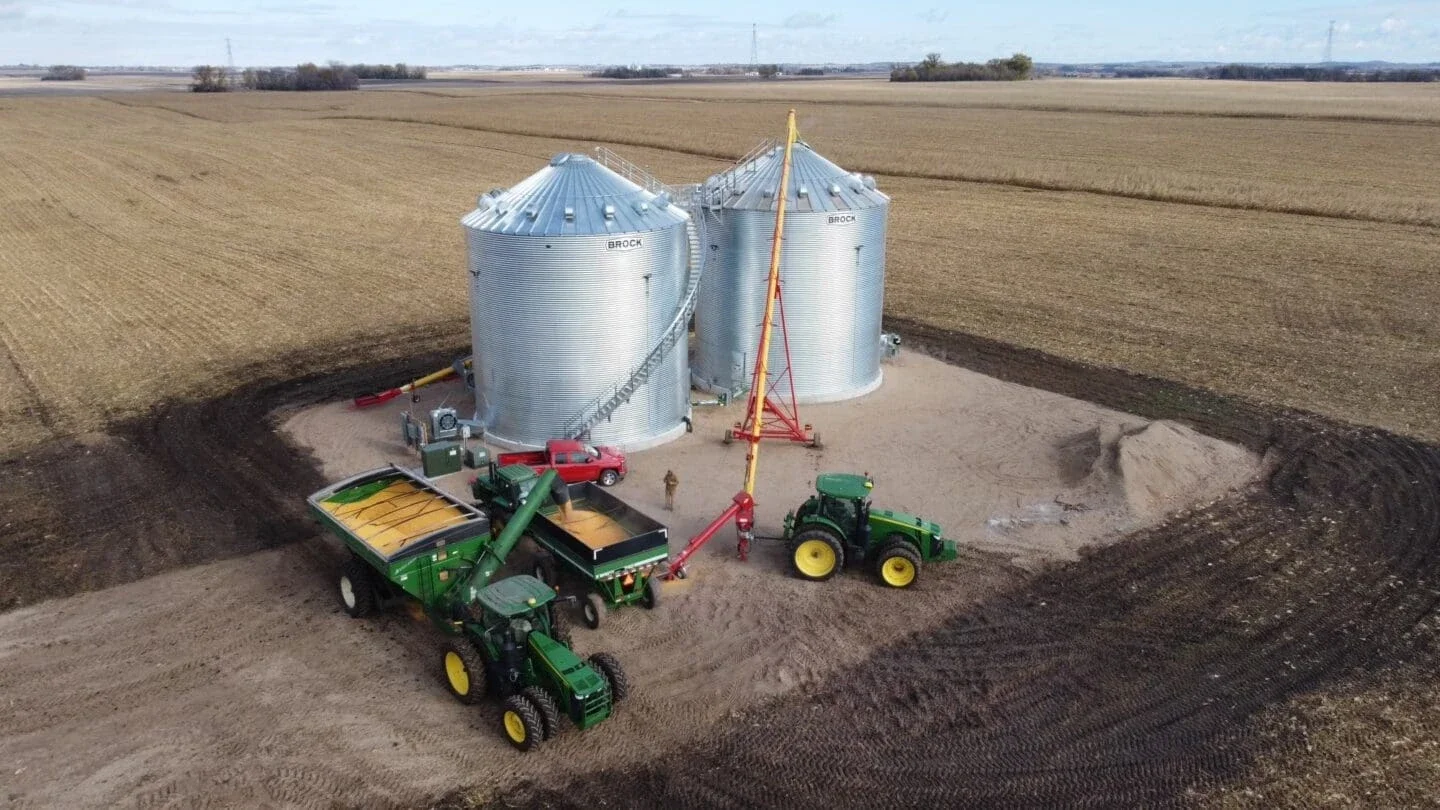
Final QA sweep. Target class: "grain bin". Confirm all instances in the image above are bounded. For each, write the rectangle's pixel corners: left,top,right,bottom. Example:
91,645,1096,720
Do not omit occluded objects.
462,153,693,450
693,142,889,403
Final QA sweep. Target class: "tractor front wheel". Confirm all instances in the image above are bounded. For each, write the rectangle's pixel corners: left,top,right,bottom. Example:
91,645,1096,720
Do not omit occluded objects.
441,642,487,705
338,558,377,618
589,652,630,701
790,528,844,582
521,686,562,740
875,541,922,589
581,592,607,629
500,694,544,752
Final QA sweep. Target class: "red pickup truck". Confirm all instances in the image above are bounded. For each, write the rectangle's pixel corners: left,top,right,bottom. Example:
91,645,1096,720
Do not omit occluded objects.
497,439,628,487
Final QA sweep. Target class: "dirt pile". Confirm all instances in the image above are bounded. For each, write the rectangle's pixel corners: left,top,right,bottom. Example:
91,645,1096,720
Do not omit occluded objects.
1060,419,1263,525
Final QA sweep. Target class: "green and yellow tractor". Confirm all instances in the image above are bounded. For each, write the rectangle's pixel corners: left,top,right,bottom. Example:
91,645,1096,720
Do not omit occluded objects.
308,465,628,751
781,473,957,588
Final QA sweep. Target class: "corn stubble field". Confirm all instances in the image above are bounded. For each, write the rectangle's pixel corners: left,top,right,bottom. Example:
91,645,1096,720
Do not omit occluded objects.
1,78,1439,806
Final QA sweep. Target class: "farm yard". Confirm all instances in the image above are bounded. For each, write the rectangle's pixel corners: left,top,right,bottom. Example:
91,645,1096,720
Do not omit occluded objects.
0,78,1438,807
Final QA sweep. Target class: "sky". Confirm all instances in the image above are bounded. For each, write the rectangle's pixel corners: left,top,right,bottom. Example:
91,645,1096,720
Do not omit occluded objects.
0,0,1437,67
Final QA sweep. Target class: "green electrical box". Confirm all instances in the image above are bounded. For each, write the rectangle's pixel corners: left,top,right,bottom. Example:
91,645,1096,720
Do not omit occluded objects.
464,447,490,469
420,441,463,478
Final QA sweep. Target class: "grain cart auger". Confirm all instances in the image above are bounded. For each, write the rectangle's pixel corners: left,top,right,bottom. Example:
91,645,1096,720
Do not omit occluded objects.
308,466,630,751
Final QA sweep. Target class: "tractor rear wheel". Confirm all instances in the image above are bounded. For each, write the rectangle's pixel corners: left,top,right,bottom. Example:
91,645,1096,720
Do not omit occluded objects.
875,541,922,589
441,642,487,705
521,686,562,740
639,577,660,609
581,592,607,629
790,528,844,582
338,558,377,618
589,652,630,702
500,694,544,752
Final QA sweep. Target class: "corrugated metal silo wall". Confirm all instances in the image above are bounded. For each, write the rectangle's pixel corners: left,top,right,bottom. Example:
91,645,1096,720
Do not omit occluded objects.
694,204,888,402
468,226,689,448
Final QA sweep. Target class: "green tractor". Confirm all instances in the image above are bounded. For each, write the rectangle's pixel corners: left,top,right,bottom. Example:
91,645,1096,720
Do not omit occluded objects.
441,575,628,751
309,465,629,752
781,473,957,588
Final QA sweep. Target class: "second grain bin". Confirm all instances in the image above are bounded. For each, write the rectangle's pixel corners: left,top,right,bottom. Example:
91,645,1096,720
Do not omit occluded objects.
693,142,890,402
462,153,693,450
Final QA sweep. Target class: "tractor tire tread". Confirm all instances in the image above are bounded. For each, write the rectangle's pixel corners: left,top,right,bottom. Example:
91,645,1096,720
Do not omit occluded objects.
521,686,562,740
340,558,378,618
589,652,630,702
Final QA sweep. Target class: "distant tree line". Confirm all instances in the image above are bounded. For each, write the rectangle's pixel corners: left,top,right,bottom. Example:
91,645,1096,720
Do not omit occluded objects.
348,62,427,80
891,53,1033,82
241,63,360,91
191,65,230,92
796,67,825,76
42,65,86,81
589,66,673,79
1200,64,1440,82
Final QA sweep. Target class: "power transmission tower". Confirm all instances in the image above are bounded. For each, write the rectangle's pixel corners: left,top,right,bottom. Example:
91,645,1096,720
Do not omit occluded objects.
1323,21,1334,64
750,24,758,67
226,37,236,83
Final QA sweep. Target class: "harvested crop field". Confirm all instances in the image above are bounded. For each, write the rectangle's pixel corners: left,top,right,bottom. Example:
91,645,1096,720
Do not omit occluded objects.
0,78,1438,807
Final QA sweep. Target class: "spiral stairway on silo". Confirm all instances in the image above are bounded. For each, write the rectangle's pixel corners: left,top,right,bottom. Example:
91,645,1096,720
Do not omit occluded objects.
559,150,715,441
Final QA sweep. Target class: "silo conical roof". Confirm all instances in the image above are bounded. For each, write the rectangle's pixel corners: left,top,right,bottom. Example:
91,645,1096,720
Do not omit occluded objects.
463,153,689,237
708,142,888,213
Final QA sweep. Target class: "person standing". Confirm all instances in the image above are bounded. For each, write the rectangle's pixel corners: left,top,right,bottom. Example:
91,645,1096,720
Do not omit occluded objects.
663,469,679,511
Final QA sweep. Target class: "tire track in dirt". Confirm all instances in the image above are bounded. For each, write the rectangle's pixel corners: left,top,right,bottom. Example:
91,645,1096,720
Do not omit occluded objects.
473,342,1440,807
3,321,1438,807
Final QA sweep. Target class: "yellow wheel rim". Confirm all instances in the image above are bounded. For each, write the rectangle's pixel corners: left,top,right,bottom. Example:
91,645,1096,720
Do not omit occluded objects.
503,710,526,743
444,651,469,696
794,539,837,578
881,556,916,587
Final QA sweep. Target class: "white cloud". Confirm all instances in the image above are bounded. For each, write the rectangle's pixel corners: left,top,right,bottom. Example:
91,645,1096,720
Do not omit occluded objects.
1380,17,1407,33
918,8,948,24
783,12,836,30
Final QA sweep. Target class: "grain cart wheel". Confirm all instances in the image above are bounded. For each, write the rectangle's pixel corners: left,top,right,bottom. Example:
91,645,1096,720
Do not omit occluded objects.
531,551,557,587
875,541,922,589
639,577,661,610
338,558,377,618
441,642,487,705
598,469,620,487
581,592,607,630
500,694,544,752
790,528,844,582
588,652,630,702
521,686,562,741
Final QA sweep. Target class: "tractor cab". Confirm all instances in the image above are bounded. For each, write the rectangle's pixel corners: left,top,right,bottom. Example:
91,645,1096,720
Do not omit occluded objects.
813,473,875,549
474,575,557,636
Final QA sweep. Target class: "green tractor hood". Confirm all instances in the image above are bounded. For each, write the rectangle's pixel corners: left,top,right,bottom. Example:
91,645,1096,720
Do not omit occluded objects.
528,632,612,729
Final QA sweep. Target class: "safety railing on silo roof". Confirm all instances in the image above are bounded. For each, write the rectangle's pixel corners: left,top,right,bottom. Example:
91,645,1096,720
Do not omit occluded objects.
562,184,711,441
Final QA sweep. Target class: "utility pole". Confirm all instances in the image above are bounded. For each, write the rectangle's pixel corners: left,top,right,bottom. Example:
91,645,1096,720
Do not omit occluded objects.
1323,21,1335,65
750,23,758,68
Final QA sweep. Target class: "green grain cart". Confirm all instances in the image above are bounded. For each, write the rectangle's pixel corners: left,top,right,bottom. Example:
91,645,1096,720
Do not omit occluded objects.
782,473,958,588
473,463,668,630
308,465,628,751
